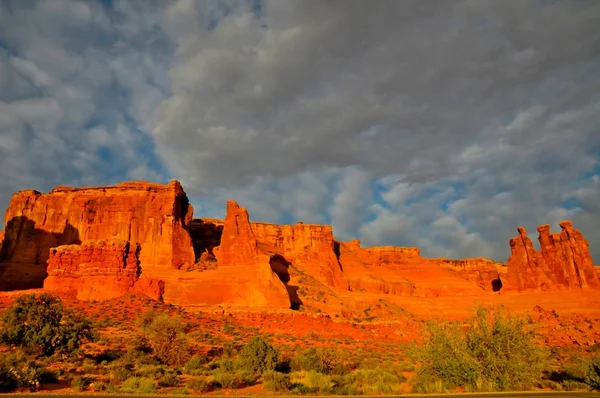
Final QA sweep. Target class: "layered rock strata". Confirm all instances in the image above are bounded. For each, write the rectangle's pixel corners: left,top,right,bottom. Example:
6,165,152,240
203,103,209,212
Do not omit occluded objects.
505,222,599,291
0,181,195,271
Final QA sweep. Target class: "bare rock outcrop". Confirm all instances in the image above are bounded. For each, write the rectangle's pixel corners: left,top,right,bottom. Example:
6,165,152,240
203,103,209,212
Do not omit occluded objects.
505,222,599,291
44,239,139,300
0,181,195,271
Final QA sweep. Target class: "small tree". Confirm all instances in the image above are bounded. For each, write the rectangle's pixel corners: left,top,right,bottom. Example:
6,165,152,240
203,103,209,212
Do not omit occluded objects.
415,305,548,391
136,311,191,366
0,293,96,356
238,336,279,375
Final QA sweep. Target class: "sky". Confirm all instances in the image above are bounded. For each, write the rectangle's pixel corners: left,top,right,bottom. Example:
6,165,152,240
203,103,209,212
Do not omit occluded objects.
1,0,599,263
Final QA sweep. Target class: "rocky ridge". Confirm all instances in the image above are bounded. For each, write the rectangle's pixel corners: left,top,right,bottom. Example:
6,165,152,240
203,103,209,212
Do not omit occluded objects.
0,180,598,311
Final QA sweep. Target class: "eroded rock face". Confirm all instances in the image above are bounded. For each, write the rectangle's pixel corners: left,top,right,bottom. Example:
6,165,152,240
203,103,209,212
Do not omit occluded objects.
433,258,505,291
0,181,195,271
338,240,501,297
252,222,349,290
506,222,599,291
216,201,258,266
44,240,140,300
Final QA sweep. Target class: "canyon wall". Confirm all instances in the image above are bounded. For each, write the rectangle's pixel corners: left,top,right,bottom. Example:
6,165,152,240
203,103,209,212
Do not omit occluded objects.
0,181,195,272
168,201,290,308
44,239,141,301
338,240,502,297
251,222,349,290
505,222,599,291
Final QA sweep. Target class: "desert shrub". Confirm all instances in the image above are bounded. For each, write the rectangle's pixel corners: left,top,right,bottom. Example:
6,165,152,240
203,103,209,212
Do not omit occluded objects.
291,347,326,373
563,380,590,391
0,293,96,356
89,381,107,391
109,362,135,382
223,340,241,357
291,347,349,375
560,353,600,390
212,370,257,389
238,336,279,375
304,370,332,393
135,364,166,378
186,377,212,392
414,305,548,392
583,354,600,390
71,375,95,391
411,375,446,394
262,370,291,391
159,372,180,387
0,351,58,392
120,377,156,393
184,356,207,373
136,311,191,366
328,367,404,395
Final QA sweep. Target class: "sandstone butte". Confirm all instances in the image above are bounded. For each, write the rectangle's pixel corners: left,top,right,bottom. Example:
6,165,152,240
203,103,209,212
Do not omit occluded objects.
0,180,598,312
505,223,600,291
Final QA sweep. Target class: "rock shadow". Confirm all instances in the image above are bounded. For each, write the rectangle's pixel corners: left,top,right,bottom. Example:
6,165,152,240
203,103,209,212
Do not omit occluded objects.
491,272,503,292
189,219,223,261
0,216,80,291
269,254,303,310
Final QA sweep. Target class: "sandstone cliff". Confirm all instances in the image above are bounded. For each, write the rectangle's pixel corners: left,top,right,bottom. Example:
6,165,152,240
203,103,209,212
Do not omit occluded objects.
164,201,290,308
216,201,258,266
252,222,349,290
338,240,500,297
44,239,140,300
0,181,195,273
505,222,600,291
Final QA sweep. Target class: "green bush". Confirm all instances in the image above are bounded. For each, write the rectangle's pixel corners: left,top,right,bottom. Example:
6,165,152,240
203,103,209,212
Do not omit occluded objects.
0,351,58,392
262,370,291,391
89,381,107,392
238,336,279,375
186,377,211,392
290,347,348,375
184,356,207,373
584,354,600,390
0,293,96,356
136,311,191,366
413,305,548,391
291,347,325,373
212,370,257,389
109,362,135,382
71,375,95,391
120,377,156,393
159,372,180,387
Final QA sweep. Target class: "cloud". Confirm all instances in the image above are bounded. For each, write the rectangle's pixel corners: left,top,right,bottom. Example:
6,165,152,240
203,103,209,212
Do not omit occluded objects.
0,0,169,209
1,0,600,264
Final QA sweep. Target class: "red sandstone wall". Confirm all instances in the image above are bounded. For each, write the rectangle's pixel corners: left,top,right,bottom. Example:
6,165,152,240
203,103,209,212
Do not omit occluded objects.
251,221,349,290
505,222,600,291
0,181,195,271
44,239,140,300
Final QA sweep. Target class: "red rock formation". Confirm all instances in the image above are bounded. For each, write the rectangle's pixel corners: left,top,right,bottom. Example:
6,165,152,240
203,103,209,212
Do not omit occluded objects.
44,240,140,300
252,222,348,290
506,222,599,291
506,226,553,291
131,278,166,301
160,201,291,308
216,201,258,266
433,258,505,291
0,181,195,271
338,240,496,297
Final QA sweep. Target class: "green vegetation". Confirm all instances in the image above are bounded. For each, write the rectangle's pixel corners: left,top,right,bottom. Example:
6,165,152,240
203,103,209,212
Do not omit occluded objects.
0,293,96,356
412,305,549,392
0,293,598,394
136,310,191,366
